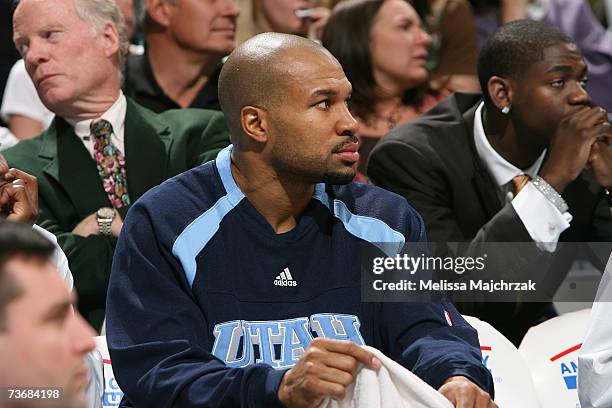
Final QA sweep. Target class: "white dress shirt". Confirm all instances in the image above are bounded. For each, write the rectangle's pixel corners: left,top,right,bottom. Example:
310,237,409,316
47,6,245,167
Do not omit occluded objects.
0,59,55,131
65,92,127,158
32,224,73,290
473,102,572,252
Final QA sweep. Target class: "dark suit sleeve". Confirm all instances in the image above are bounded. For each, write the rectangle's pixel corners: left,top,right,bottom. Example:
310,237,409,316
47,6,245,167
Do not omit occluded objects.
38,204,115,330
188,111,231,166
368,139,531,244
368,138,552,291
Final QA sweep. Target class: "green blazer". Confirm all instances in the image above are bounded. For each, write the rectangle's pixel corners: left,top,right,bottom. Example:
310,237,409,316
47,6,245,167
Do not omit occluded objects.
3,98,231,329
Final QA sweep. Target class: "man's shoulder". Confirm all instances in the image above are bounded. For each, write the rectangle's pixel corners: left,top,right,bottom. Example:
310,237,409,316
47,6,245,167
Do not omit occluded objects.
157,106,224,125
378,93,480,149
2,131,48,170
126,98,223,129
330,182,425,240
138,159,222,209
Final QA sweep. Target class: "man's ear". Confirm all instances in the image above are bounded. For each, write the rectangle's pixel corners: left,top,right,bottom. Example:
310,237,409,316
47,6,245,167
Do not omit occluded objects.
241,106,269,144
101,22,120,61
145,0,174,28
487,76,514,112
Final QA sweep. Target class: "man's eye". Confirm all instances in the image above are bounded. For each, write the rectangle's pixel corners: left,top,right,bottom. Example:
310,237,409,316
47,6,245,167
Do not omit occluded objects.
551,79,565,88
44,30,59,40
316,99,331,109
579,77,589,87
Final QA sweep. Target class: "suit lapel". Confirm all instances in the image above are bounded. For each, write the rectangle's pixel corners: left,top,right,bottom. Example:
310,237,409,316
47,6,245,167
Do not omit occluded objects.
462,102,504,220
123,99,171,218
41,118,111,220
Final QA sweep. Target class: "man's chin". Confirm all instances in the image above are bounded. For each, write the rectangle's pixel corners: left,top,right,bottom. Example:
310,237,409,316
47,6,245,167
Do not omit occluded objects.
322,169,355,185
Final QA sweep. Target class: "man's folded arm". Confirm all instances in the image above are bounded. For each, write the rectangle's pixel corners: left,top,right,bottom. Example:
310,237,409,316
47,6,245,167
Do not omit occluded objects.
38,205,115,315
368,140,553,282
383,301,494,397
105,203,287,408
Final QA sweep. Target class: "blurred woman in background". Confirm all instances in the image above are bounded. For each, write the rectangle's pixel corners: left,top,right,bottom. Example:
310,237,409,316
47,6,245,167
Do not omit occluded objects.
236,0,331,43
323,0,449,181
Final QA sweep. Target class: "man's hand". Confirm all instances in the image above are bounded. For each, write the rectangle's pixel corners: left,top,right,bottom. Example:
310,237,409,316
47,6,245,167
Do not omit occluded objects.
73,209,123,238
0,178,38,224
110,210,123,237
540,106,612,193
4,168,38,212
439,376,497,408
72,212,99,237
278,338,381,408
587,139,612,189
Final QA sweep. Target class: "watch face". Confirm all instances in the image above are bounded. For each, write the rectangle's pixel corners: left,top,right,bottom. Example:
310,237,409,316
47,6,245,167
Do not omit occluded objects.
98,207,115,219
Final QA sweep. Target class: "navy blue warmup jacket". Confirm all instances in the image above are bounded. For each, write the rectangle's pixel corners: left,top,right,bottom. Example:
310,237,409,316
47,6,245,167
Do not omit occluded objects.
106,145,493,407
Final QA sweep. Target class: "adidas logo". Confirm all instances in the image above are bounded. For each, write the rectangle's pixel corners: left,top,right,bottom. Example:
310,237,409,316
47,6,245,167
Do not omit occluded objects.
274,267,297,287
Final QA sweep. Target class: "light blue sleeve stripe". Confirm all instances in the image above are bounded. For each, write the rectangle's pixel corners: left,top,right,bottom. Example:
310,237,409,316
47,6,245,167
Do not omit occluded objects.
313,186,405,258
172,144,244,288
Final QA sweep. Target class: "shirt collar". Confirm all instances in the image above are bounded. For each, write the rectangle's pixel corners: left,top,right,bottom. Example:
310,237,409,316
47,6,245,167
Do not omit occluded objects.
473,101,546,187
66,92,127,139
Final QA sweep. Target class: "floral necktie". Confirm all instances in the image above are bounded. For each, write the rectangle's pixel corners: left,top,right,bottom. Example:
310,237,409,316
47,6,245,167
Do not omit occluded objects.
90,120,131,208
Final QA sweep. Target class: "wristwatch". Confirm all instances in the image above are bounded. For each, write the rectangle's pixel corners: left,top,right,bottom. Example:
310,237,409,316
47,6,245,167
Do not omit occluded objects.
96,207,115,236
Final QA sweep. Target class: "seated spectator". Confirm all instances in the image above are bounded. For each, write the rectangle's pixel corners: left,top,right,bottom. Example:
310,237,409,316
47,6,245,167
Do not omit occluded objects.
236,0,331,43
0,0,136,140
470,0,612,114
0,222,95,408
578,257,612,408
106,32,495,408
122,0,240,112
6,0,230,330
322,0,450,181
369,20,612,345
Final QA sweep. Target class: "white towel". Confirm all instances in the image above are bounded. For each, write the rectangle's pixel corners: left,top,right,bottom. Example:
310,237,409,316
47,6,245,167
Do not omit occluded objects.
319,346,453,408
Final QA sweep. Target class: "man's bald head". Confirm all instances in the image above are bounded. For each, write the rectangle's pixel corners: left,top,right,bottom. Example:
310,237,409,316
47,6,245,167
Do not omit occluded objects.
219,33,340,143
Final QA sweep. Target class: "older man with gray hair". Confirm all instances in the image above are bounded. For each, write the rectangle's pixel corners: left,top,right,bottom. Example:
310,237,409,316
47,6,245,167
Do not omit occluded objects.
122,0,240,113
5,0,230,330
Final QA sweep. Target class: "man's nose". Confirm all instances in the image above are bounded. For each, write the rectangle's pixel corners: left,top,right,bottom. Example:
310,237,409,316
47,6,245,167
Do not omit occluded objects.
568,81,592,107
222,0,240,18
71,311,97,355
23,38,50,77
336,104,359,137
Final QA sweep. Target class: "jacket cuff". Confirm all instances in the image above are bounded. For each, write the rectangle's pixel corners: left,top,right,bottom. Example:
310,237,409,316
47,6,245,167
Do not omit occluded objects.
251,367,289,407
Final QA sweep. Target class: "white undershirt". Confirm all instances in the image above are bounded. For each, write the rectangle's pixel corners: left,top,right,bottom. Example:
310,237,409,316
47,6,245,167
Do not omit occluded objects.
473,102,571,252
65,92,127,158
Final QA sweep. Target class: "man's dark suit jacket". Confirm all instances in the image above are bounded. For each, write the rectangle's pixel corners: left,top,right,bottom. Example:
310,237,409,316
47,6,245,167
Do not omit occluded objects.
3,98,231,329
368,93,612,344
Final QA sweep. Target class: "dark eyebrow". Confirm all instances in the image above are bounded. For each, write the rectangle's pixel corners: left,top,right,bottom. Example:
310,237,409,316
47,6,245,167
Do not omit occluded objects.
546,65,576,75
41,300,72,321
311,89,338,98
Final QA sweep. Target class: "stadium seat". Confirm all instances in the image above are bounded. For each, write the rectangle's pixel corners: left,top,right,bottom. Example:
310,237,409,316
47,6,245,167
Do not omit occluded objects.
518,308,592,408
463,315,541,408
